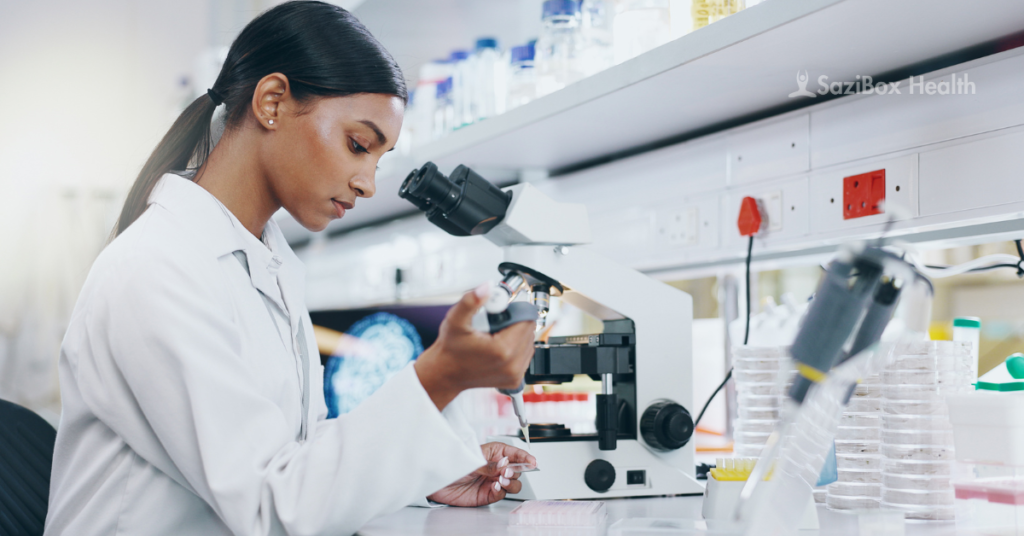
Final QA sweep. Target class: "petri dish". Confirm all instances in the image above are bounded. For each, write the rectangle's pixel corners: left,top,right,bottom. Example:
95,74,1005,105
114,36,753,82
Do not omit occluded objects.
882,471,952,491
836,426,881,441
882,458,953,476
881,443,954,461
828,481,882,497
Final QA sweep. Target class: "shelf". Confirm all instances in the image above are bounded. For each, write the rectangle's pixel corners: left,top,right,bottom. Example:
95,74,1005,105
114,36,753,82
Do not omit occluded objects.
281,0,1024,241
418,0,1024,173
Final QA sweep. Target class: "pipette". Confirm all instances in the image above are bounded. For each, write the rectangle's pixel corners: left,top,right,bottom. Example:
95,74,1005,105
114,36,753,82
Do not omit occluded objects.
499,382,530,449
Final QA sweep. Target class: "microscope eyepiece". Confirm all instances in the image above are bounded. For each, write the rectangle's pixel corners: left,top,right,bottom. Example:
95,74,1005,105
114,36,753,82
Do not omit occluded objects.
399,162,512,237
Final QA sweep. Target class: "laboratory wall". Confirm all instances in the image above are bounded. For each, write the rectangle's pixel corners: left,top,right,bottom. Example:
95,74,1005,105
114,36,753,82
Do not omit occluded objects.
0,0,298,419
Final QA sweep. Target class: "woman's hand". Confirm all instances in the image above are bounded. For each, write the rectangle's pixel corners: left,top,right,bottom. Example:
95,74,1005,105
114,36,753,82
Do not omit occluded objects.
415,283,536,411
427,442,537,506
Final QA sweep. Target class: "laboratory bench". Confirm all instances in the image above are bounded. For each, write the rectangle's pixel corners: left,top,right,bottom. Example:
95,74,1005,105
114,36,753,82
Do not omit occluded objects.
357,495,962,535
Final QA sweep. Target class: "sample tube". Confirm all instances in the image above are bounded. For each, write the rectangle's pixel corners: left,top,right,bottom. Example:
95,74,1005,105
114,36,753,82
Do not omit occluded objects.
953,317,981,383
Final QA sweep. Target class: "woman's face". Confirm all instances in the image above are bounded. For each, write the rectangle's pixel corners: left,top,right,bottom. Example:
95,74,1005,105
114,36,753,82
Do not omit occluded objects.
260,91,404,232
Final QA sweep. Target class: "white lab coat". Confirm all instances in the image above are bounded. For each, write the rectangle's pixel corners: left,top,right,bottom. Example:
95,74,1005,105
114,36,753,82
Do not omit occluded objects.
44,174,485,536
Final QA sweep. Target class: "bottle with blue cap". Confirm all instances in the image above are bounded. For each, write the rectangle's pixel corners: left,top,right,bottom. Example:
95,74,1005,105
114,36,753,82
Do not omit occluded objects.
433,77,454,138
580,0,614,76
536,0,585,97
471,37,504,122
506,43,537,110
449,50,473,129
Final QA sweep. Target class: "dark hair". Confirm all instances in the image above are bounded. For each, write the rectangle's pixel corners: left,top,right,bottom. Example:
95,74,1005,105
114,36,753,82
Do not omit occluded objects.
113,0,406,237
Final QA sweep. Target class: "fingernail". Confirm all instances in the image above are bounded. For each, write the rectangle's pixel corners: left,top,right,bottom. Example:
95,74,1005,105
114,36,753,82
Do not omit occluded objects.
474,282,490,300
493,481,501,492
497,456,509,469
500,476,511,486
504,468,513,478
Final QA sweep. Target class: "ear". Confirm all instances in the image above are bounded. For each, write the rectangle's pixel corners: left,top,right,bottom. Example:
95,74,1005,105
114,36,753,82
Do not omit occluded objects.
251,73,290,130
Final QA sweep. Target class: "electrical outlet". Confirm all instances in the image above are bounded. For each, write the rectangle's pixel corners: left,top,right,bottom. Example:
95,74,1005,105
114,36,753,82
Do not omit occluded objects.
659,207,699,246
763,191,783,232
843,169,885,219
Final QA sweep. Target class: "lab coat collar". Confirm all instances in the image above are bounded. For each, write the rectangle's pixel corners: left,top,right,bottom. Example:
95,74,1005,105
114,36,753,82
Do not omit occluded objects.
147,174,305,318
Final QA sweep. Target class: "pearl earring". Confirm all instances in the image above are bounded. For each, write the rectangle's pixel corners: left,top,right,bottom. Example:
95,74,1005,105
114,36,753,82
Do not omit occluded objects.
269,119,274,125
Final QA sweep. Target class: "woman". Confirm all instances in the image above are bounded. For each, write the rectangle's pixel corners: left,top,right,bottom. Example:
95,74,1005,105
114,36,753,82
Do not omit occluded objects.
44,2,537,535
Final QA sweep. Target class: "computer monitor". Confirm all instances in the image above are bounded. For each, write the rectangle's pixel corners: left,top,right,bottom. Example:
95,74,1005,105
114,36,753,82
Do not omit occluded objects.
311,304,451,418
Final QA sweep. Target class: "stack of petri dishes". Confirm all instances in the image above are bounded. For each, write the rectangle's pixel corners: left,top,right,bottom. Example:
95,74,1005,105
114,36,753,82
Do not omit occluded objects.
732,346,794,457
879,341,973,521
827,373,883,510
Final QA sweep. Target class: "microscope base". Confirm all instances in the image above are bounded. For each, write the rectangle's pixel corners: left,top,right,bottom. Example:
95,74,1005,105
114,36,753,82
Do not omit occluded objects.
490,435,705,500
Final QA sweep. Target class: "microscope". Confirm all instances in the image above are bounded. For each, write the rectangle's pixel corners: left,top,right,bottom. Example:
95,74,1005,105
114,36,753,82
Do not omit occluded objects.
400,162,705,500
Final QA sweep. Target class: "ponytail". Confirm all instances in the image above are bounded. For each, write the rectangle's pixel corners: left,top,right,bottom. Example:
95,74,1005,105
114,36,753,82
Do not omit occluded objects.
112,0,406,238
112,93,219,237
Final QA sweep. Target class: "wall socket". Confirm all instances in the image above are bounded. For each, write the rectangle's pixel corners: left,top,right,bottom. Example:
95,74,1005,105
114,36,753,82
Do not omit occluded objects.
762,191,783,232
660,207,699,246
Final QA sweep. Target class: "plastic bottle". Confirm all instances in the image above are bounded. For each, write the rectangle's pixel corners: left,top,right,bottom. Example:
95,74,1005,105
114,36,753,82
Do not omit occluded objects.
691,0,744,31
506,43,537,110
952,317,981,383
433,77,454,139
580,0,614,76
535,0,585,97
613,0,671,65
410,59,452,145
709,0,744,24
449,50,472,129
470,38,504,123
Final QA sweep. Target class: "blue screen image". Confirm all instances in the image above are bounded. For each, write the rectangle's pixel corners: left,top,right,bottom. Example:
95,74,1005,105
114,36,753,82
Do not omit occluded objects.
323,312,424,418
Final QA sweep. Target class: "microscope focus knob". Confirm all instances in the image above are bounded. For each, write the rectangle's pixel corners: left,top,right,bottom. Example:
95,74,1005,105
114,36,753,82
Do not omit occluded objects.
584,459,616,493
640,402,693,451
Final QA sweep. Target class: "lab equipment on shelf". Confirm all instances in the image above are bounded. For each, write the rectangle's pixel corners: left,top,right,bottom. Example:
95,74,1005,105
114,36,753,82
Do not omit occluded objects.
613,0,671,65
691,0,746,31
535,0,586,97
450,50,472,129
408,59,452,147
433,77,454,139
580,0,614,76
470,38,504,122
402,0,754,145
506,44,537,111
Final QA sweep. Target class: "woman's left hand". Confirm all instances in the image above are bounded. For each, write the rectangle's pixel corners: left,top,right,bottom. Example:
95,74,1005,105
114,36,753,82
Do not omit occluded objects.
427,442,537,506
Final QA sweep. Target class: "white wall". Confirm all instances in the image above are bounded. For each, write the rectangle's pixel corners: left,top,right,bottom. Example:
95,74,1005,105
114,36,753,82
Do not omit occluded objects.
0,0,212,415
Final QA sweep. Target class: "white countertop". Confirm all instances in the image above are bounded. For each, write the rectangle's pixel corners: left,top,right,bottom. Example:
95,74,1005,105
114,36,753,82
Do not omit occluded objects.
357,496,963,535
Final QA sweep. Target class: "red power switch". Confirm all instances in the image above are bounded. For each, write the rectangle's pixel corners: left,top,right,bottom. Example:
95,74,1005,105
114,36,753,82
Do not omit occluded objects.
843,169,886,219
737,196,762,237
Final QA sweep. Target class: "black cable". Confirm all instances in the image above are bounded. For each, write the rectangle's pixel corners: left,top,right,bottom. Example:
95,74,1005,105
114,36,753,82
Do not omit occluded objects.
1016,239,1024,277
924,263,1020,273
694,369,731,428
695,235,754,429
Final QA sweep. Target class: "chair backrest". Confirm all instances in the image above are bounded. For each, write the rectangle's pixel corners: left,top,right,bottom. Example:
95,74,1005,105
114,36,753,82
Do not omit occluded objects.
0,399,56,536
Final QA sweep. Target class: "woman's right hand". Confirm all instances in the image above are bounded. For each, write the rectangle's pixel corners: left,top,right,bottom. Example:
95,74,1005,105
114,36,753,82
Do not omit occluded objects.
414,283,537,411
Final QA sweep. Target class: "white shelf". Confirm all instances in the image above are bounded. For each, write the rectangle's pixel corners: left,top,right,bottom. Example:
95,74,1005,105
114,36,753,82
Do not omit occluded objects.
416,0,1024,173
284,0,1024,240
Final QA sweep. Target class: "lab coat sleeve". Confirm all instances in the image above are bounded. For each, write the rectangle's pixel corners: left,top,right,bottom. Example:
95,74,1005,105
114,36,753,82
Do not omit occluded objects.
80,250,486,536
407,391,485,508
